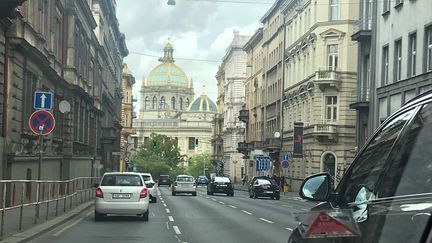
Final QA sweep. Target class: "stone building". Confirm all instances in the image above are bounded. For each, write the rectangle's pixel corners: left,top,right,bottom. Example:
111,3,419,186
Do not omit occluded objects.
0,0,127,180
133,43,216,164
213,30,249,182
120,64,136,171
281,0,358,190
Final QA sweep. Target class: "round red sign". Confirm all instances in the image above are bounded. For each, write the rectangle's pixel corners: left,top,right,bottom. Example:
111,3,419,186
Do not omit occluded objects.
28,110,56,135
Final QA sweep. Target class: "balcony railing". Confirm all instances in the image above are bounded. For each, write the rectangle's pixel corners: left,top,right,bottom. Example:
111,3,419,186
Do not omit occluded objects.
315,69,341,91
311,122,339,142
238,109,249,123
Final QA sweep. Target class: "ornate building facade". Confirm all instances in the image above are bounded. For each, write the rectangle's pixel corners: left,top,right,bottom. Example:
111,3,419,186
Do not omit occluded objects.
0,0,127,180
120,64,136,171
134,43,216,165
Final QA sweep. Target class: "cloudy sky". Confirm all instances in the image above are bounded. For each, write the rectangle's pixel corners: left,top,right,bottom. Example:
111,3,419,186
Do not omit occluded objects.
116,0,273,111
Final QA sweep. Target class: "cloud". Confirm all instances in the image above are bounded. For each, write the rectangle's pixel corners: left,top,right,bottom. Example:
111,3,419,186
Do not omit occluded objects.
116,0,269,111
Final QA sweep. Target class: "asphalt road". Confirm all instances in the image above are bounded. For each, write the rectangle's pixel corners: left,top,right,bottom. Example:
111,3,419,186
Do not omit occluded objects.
29,186,316,243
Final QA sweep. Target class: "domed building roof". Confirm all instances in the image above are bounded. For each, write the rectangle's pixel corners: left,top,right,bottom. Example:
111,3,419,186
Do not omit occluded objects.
188,93,217,113
145,42,191,88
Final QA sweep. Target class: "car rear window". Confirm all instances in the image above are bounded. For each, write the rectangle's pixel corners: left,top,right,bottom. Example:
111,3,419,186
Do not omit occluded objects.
257,179,276,185
101,174,143,186
177,176,194,182
142,175,152,181
215,177,230,183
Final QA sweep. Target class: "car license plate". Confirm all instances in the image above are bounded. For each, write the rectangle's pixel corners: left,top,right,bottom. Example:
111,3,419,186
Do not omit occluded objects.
264,191,273,194
112,193,131,199
219,184,227,187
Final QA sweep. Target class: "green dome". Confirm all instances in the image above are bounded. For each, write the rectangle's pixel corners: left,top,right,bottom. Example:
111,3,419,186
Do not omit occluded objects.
145,42,190,88
187,94,217,113
146,62,189,87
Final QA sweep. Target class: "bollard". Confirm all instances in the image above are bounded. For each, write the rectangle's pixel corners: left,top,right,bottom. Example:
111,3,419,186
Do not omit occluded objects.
35,182,40,224
46,183,50,220
56,183,60,217
64,183,67,213
1,183,7,237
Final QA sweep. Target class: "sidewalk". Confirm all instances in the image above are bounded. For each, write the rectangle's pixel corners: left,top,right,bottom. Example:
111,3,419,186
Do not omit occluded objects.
0,191,93,241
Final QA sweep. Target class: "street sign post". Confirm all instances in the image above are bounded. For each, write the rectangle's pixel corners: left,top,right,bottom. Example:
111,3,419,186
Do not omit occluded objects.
34,91,53,110
281,160,289,169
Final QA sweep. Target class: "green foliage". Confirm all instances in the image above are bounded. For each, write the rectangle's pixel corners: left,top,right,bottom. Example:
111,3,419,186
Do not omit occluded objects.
132,133,185,178
187,153,214,178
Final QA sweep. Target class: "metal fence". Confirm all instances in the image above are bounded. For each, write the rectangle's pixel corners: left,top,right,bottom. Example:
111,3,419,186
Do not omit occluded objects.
0,177,99,237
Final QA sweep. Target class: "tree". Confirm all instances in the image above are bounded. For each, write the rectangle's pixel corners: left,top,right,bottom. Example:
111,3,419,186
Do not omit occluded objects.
132,133,185,178
187,153,214,178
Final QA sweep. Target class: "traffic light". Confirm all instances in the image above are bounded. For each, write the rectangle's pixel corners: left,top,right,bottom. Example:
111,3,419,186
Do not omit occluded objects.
0,0,26,20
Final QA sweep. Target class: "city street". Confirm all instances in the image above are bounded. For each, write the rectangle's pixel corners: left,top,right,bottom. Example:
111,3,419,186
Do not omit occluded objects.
29,187,316,243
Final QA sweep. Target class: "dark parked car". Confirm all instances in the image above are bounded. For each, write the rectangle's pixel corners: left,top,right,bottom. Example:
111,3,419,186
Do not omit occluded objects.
207,177,234,196
196,176,209,185
158,175,171,186
248,178,280,200
288,90,432,243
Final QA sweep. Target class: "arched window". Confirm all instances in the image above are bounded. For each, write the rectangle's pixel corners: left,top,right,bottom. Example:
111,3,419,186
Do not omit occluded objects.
145,96,150,109
171,97,176,110
159,96,165,109
179,98,183,110
185,98,190,109
152,96,157,109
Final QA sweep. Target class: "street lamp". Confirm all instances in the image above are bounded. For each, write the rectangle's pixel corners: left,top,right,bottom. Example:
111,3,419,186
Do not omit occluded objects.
167,0,176,5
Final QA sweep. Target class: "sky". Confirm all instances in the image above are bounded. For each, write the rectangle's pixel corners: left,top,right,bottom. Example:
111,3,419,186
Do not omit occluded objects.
116,0,273,112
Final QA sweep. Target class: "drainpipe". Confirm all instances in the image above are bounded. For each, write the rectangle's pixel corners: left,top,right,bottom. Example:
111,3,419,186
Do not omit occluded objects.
2,29,9,180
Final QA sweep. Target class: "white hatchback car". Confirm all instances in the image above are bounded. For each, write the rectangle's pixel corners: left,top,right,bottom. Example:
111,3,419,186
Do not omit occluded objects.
94,172,150,221
172,175,197,196
141,173,158,203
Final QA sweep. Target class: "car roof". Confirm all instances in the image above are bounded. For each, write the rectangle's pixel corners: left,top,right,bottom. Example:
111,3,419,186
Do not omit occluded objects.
102,172,142,176
141,173,152,176
177,175,192,177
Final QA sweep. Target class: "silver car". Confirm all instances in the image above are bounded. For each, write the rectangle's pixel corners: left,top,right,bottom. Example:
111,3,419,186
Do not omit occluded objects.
141,173,158,203
172,175,197,196
94,172,150,221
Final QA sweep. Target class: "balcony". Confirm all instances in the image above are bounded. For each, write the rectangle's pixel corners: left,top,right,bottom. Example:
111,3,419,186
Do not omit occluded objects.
350,86,370,111
352,15,372,42
237,142,249,154
238,109,249,123
315,70,341,91
263,138,281,152
312,123,338,142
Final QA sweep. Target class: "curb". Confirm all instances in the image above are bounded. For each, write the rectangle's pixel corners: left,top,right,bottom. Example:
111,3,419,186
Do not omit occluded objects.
2,201,94,243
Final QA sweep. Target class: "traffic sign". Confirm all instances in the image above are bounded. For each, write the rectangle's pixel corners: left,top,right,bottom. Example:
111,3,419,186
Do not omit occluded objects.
255,156,270,171
34,91,53,110
304,211,359,238
282,153,289,161
28,110,55,135
281,160,289,169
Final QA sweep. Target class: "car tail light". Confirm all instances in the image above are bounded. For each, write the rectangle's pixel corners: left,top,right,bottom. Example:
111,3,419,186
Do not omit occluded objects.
259,185,264,189
95,188,103,198
140,188,148,198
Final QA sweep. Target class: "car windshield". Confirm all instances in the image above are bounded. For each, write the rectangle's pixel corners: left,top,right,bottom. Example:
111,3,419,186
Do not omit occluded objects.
177,177,194,182
101,175,143,187
7,0,431,242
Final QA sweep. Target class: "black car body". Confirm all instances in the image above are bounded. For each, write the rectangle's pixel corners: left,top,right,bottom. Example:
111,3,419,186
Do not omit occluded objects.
249,178,280,200
207,177,234,196
289,91,432,243
158,175,171,186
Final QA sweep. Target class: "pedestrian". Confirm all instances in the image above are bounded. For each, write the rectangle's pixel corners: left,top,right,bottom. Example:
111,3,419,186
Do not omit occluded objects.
242,175,246,186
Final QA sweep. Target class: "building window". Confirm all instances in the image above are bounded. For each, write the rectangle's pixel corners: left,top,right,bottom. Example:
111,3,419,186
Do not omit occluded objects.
188,137,196,150
159,96,166,109
329,0,339,21
171,97,176,110
23,72,39,128
185,98,190,109
152,96,157,109
145,96,150,109
426,26,432,72
395,0,403,6
325,96,338,122
327,44,339,71
124,114,128,127
394,39,402,81
382,45,389,85
383,0,390,13
179,98,183,110
408,32,417,77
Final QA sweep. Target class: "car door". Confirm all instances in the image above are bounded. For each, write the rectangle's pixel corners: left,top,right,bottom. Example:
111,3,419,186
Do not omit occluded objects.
331,106,419,243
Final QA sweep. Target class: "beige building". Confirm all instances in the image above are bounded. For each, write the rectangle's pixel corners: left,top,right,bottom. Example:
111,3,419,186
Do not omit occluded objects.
240,28,265,179
120,64,136,171
133,43,217,165
281,0,358,190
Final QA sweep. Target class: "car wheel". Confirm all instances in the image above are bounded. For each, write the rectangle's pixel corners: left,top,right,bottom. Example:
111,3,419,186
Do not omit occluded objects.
207,190,210,195
253,192,258,199
230,193,234,197
94,210,104,221
152,196,157,203
275,196,280,200
249,192,253,198
192,192,197,196
141,209,149,221
172,191,176,196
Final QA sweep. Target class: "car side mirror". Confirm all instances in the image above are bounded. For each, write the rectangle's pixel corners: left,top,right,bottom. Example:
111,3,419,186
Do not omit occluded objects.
299,173,331,202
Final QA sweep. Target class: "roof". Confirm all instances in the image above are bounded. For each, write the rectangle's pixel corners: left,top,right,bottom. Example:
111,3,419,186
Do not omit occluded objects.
187,94,218,113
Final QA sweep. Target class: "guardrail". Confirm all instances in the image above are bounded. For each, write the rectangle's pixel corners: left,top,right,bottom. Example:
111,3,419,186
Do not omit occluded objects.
0,177,99,237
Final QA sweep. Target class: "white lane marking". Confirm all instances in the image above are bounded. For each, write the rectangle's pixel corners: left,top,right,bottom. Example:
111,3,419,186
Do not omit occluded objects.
151,212,155,216
286,227,294,231
166,222,170,230
301,209,309,211
218,201,225,205
241,210,252,215
206,197,210,199
211,198,217,201
53,210,93,236
168,216,174,222
166,208,170,213
259,218,274,224
228,205,237,209
163,203,167,207
173,226,182,235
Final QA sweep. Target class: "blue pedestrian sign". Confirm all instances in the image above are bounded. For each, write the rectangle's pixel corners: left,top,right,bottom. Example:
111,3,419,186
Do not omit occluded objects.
255,156,271,172
34,91,53,110
282,153,289,161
